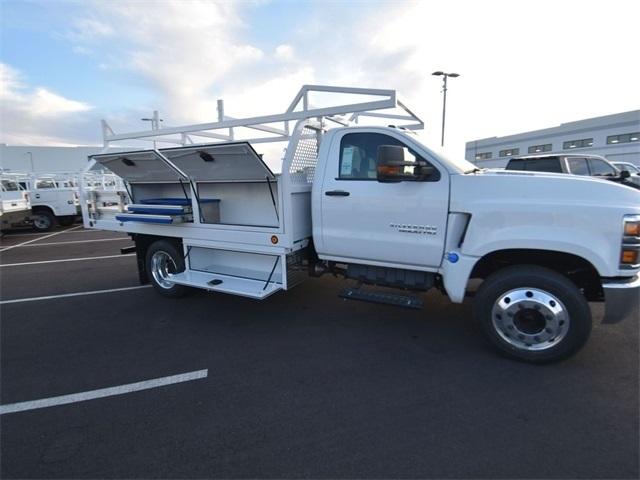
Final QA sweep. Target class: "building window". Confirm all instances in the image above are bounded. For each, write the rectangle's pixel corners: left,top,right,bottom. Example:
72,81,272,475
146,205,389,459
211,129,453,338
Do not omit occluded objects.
475,152,492,160
528,143,552,153
607,132,640,144
499,148,520,157
563,138,593,149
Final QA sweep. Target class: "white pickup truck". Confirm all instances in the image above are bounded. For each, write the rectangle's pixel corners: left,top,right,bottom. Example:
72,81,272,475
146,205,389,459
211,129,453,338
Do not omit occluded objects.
81,85,640,363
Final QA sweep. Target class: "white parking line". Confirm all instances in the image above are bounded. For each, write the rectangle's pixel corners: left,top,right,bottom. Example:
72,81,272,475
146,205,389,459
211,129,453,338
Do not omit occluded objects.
21,237,130,247
0,228,98,238
0,369,208,415
0,253,135,268
0,285,151,305
0,225,82,253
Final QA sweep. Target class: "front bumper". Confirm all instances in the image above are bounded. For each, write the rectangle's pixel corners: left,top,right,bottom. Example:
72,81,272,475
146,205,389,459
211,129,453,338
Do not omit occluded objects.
601,275,640,324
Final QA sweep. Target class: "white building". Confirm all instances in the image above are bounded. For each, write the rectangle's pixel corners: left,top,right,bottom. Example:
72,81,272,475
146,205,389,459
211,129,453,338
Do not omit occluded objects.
465,110,640,168
0,144,107,173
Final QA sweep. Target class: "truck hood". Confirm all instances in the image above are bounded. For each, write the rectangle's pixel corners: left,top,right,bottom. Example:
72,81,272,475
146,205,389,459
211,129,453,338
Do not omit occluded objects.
456,168,640,207
449,169,640,278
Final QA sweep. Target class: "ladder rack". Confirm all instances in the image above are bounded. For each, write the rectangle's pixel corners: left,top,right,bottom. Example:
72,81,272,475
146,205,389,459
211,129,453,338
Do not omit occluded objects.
100,85,424,153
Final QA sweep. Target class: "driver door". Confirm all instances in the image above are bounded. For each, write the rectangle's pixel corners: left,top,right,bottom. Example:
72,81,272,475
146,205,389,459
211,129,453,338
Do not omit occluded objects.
319,130,449,269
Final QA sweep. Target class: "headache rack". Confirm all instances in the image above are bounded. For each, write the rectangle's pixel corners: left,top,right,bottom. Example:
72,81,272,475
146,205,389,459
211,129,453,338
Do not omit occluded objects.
81,85,424,299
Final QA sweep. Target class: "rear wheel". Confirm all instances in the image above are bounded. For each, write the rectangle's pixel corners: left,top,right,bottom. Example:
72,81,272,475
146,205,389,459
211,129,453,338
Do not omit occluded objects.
145,240,190,298
474,265,592,363
32,210,55,232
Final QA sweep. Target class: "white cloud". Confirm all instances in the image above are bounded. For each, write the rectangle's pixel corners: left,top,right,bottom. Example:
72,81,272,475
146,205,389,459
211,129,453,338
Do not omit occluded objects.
275,44,294,62
0,63,94,145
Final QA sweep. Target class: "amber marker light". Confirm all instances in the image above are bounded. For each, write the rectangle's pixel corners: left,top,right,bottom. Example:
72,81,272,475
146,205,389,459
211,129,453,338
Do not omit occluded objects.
623,222,640,237
271,235,278,244
621,249,639,265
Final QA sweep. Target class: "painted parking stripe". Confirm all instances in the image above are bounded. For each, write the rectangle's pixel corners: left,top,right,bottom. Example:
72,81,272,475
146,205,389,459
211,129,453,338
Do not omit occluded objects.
0,369,208,415
0,253,135,268
0,228,99,239
0,225,82,253
0,285,151,305
22,237,130,247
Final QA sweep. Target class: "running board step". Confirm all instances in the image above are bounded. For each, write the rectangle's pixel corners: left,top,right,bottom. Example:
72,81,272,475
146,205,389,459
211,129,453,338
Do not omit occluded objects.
339,287,424,309
168,270,281,300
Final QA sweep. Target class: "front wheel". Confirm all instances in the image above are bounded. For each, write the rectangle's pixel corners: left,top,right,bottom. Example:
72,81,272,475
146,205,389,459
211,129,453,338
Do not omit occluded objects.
474,265,592,363
145,240,190,298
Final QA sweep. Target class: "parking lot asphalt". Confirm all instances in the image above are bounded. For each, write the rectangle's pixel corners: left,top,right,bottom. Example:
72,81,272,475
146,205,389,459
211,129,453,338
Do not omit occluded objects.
1,226,638,479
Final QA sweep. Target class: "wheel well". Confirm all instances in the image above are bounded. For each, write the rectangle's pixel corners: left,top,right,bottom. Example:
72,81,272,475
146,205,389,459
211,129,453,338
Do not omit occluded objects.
133,234,183,284
31,206,54,215
470,249,603,301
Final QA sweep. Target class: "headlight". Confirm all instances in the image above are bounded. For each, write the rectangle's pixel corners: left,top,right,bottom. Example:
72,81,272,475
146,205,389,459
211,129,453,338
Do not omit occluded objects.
621,215,640,268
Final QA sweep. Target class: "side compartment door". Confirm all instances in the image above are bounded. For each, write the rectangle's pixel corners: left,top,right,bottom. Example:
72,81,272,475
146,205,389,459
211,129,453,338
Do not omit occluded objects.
319,130,449,269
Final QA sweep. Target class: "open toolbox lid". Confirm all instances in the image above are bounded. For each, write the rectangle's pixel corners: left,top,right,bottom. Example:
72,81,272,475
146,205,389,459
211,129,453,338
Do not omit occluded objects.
90,150,188,184
159,143,276,183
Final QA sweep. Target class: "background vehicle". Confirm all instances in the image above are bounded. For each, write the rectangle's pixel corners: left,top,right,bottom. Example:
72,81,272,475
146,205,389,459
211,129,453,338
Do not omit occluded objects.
81,85,640,364
504,154,640,190
17,173,80,231
0,175,31,231
611,161,640,187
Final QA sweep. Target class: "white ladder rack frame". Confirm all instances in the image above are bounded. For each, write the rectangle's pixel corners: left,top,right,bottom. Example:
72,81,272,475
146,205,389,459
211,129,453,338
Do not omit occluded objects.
99,85,424,151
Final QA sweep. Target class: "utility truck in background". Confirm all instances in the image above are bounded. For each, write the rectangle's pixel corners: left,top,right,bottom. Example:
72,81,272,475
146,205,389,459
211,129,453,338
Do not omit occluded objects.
17,174,81,231
81,85,640,363
0,175,31,231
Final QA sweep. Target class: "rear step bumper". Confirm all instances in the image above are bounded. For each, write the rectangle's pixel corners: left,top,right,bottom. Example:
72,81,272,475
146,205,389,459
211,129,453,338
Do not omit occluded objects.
340,287,424,309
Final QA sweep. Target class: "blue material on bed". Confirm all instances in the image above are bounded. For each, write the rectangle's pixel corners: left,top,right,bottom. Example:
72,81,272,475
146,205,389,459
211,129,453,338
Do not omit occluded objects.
139,198,220,205
116,214,175,224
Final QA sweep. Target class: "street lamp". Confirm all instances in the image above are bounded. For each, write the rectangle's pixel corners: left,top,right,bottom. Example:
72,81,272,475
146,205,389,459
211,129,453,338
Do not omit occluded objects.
432,71,460,147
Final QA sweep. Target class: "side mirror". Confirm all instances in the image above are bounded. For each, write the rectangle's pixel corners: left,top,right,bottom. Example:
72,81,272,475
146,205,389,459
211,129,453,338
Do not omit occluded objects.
376,145,434,183
619,169,631,179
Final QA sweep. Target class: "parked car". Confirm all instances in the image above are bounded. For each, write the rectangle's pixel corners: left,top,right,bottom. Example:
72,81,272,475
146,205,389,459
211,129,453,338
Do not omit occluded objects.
611,161,640,187
504,154,640,190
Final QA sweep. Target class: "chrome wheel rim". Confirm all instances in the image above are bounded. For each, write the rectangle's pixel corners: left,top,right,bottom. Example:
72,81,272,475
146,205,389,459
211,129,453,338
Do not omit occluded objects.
33,215,51,230
491,288,570,351
150,251,177,289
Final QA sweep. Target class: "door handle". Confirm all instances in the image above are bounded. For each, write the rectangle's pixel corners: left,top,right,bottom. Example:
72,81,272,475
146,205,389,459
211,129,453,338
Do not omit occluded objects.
325,190,350,197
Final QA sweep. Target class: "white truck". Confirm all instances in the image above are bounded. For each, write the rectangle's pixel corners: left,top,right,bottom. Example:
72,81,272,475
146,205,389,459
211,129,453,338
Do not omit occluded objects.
17,174,80,231
81,85,640,363
0,176,32,231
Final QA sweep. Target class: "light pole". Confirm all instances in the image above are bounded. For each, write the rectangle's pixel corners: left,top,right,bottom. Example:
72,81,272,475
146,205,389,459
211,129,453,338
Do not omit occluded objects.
141,110,163,149
432,71,460,147
25,151,34,172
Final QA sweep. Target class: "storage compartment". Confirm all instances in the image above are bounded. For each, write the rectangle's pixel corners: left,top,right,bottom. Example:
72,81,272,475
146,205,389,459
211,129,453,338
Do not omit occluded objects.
188,247,282,285
196,181,279,227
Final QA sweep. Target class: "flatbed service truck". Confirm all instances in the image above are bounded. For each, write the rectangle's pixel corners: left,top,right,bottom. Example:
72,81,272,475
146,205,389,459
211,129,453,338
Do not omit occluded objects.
80,85,640,363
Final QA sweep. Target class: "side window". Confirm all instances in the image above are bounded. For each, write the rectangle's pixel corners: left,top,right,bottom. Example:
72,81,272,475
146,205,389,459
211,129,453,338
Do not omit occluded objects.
338,132,438,181
567,157,589,175
588,159,616,177
524,158,562,173
505,159,525,171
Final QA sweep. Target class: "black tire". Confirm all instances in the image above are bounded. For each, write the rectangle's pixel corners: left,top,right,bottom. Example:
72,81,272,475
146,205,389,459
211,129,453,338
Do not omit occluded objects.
145,240,190,298
474,265,592,364
32,210,55,232
57,216,76,227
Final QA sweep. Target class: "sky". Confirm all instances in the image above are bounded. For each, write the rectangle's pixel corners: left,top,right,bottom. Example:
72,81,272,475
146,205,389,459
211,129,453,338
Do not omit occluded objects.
1,0,639,159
